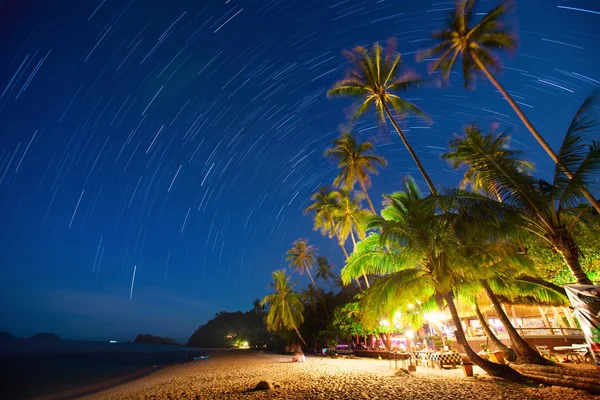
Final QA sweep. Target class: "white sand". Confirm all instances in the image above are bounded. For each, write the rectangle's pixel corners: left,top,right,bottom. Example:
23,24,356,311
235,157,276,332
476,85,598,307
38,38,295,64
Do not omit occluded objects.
83,352,597,399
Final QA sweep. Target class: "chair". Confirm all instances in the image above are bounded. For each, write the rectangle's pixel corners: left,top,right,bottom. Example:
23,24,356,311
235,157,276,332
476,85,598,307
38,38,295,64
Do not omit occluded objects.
535,345,559,362
574,347,592,363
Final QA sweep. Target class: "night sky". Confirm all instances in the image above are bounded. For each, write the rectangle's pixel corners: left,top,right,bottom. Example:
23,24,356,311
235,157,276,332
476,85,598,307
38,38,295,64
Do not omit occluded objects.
0,0,598,342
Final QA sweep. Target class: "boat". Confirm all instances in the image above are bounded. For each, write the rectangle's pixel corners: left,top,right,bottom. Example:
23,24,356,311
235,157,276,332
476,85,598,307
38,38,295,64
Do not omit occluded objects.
193,355,210,361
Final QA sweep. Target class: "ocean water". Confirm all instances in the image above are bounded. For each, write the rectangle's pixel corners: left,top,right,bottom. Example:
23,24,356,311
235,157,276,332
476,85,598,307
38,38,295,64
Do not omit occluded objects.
0,338,206,399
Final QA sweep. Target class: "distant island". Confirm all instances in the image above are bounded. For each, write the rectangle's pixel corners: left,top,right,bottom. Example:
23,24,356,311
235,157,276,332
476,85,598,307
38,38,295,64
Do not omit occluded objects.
31,333,61,340
133,333,179,346
0,331,14,339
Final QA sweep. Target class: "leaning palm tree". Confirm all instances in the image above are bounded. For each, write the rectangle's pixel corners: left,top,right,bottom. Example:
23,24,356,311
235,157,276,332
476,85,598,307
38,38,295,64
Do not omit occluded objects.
316,256,336,293
442,116,600,285
418,0,600,213
325,132,387,214
328,39,437,194
341,179,527,380
261,269,307,346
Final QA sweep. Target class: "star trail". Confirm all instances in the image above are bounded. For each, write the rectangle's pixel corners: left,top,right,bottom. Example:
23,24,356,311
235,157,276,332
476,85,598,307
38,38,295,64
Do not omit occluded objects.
0,0,598,341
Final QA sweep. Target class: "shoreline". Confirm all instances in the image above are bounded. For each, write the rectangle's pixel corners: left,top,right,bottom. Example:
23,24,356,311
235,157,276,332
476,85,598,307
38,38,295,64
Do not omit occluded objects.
79,352,596,400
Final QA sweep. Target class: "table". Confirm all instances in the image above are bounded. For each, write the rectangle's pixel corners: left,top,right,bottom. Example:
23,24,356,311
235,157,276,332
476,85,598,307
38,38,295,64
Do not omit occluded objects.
554,345,590,363
430,352,462,369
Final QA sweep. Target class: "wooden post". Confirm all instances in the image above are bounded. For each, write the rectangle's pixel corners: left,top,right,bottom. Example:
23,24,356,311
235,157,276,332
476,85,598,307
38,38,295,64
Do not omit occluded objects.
538,306,552,329
562,307,576,328
552,307,566,328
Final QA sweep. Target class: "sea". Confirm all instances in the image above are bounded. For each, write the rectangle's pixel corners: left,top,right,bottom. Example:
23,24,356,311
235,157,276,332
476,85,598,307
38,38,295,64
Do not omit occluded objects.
0,337,207,399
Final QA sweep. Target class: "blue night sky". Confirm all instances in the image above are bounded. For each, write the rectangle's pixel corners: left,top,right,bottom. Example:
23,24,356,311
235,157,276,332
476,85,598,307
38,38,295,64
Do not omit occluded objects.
0,0,598,343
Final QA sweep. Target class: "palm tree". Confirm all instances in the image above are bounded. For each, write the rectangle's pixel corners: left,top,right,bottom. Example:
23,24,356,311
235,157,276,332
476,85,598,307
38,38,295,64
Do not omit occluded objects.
286,239,331,319
261,269,307,346
305,187,364,290
316,256,336,293
328,39,437,194
418,0,600,213
341,178,526,381
286,239,319,289
473,300,516,361
442,117,599,285
252,298,266,316
301,284,319,317
305,187,350,257
331,190,371,287
325,132,387,214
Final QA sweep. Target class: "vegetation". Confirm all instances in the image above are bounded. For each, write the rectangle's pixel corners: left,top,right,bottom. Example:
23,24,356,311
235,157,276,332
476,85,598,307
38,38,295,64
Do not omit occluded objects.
188,303,274,348
229,0,600,387
325,132,387,214
134,334,179,346
417,0,600,213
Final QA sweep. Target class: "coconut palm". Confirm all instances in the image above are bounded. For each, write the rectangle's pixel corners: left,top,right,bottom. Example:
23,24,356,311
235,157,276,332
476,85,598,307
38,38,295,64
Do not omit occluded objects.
341,178,527,380
261,269,306,346
305,187,364,290
442,116,599,285
316,256,336,293
252,298,266,316
328,39,437,194
286,239,319,289
418,0,600,213
473,300,516,361
305,187,350,258
301,284,320,317
325,132,387,214
331,189,371,287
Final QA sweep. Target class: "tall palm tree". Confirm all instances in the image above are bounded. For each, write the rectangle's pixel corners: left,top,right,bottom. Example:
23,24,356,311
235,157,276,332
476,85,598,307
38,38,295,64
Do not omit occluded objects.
341,178,527,380
305,187,364,290
316,256,336,293
286,239,319,289
328,39,437,194
442,117,599,285
261,269,306,347
305,187,349,257
325,132,387,214
331,190,371,287
418,0,600,213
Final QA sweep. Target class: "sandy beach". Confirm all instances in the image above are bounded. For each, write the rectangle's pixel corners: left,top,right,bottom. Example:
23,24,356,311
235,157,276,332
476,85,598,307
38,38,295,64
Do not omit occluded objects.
79,352,597,400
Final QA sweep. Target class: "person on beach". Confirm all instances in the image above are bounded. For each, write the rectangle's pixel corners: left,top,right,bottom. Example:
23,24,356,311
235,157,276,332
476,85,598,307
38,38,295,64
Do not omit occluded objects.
291,343,306,363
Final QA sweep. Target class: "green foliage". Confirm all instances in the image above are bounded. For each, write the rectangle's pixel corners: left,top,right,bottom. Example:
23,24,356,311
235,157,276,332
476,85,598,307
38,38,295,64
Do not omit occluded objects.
523,215,600,285
417,0,516,87
261,270,305,339
187,309,273,348
328,39,428,124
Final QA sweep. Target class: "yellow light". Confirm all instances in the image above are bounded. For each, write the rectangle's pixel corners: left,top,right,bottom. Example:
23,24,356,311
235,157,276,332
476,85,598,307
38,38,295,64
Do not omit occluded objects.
405,330,414,338
379,319,390,326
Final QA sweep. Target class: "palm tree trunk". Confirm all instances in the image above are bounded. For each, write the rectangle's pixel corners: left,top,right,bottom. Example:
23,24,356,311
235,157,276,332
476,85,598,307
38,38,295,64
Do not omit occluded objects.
443,291,527,382
334,231,363,290
474,301,516,362
382,101,437,195
359,177,377,214
294,326,307,348
556,245,593,285
326,278,335,294
470,52,600,215
480,280,553,365
350,231,370,288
